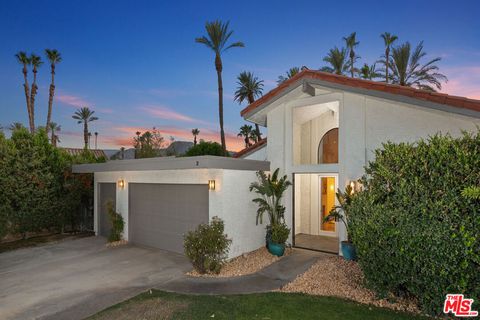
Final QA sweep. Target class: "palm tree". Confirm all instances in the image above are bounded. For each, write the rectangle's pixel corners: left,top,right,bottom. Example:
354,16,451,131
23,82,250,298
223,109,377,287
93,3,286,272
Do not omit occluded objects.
359,63,381,80
277,67,300,84
321,47,349,75
343,32,359,77
196,20,244,154
94,132,98,149
389,41,447,91
15,52,33,133
192,128,200,145
48,122,61,146
72,107,98,149
9,122,25,131
380,32,398,83
29,54,42,131
45,49,62,133
234,71,264,140
238,124,254,148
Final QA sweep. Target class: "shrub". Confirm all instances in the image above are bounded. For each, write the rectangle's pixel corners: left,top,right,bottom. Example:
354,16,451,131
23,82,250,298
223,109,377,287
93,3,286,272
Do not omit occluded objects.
184,141,226,157
348,132,480,315
106,200,124,242
184,217,232,274
270,223,290,245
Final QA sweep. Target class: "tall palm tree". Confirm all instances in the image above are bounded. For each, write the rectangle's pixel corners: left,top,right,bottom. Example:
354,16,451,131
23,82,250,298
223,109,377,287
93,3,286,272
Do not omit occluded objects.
380,32,398,83
359,63,381,80
45,49,62,133
343,32,359,77
192,128,200,145
94,132,98,149
196,20,244,154
15,52,33,133
321,47,349,75
277,67,300,84
234,71,264,140
238,124,254,148
389,41,447,91
72,107,98,149
48,122,61,147
29,54,42,131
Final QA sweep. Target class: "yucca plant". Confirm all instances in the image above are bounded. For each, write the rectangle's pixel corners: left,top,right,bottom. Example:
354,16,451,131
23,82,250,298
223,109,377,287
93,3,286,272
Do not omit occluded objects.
249,168,292,226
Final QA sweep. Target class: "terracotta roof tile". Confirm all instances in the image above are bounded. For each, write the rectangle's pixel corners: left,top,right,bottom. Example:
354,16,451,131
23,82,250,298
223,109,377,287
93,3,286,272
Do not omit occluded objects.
241,70,480,117
233,138,267,158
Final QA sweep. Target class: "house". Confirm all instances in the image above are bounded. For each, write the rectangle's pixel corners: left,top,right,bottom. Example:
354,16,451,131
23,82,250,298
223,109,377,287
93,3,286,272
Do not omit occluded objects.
73,70,480,257
61,147,107,160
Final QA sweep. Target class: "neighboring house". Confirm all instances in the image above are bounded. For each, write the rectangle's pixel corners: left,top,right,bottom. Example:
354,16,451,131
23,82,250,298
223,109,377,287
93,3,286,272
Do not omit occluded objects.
110,141,194,160
73,70,480,257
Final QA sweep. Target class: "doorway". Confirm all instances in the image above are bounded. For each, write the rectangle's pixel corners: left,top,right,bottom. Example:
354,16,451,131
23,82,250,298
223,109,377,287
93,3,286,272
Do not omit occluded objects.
293,173,339,253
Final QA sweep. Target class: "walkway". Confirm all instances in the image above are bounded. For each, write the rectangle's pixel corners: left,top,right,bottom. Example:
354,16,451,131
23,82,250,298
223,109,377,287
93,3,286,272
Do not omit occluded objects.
158,249,328,294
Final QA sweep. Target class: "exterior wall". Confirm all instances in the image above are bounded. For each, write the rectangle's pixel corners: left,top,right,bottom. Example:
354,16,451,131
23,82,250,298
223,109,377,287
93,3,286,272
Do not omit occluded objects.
94,168,263,259
243,145,268,161
263,87,480,253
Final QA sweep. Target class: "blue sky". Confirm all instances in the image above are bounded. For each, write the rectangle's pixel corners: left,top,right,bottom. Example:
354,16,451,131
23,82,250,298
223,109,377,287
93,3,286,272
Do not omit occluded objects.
1,0,479,150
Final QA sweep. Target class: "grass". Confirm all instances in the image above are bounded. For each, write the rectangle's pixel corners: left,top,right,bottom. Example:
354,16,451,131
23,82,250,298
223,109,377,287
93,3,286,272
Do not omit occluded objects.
0,231,94,253
89,290,426,320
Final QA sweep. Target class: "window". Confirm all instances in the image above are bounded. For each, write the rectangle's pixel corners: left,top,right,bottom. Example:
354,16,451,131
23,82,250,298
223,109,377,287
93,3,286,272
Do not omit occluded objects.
317,128,338,164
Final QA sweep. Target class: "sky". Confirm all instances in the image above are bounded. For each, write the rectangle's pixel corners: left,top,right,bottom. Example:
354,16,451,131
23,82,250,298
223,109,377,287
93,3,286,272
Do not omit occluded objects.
0,0,479,151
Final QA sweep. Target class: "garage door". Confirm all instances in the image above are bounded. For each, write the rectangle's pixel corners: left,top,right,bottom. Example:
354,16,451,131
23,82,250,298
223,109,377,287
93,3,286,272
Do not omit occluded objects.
98,183,116,238
128,183,209,253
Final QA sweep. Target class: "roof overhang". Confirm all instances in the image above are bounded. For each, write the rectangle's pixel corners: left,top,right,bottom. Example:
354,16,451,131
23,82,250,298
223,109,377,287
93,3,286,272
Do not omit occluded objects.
72,156,270,173
241,70,480,124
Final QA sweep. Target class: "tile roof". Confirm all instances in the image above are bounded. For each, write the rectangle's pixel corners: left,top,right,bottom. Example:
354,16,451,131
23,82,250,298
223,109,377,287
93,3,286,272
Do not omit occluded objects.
60,148,107,159
241,70,480,117
233,138,267,158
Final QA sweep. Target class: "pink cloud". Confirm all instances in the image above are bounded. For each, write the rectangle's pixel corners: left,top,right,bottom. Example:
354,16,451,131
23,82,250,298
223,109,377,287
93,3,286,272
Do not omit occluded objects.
442,66,480,100
141,105,210,124
56,94,90,107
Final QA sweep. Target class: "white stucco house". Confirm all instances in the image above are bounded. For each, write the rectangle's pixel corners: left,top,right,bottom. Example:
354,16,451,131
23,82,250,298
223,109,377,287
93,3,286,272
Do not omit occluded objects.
73,70,480,258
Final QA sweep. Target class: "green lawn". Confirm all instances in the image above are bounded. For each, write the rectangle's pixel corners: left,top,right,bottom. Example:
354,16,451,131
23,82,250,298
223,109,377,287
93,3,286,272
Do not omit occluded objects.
89,290,425,320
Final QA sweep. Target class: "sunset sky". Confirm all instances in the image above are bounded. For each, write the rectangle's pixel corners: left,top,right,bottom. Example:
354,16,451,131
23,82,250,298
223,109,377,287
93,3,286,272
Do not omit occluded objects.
0,0,479,151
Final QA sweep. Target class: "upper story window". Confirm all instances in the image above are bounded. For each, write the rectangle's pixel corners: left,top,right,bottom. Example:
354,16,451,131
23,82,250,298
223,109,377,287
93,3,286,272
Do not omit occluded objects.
318,128,338,164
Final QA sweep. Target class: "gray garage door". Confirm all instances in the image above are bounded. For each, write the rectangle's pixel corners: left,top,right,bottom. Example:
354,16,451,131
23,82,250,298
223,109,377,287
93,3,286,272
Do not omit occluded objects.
98,183,116,238
128,183,209,253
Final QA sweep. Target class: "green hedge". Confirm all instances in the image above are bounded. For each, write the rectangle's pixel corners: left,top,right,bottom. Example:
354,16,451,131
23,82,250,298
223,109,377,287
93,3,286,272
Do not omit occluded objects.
348,132,480,315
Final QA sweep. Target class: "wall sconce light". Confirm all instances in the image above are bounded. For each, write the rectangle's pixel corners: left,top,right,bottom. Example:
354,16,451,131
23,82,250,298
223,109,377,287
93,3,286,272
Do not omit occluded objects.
118,179,125,189
208,180,215,191
349,180,362,193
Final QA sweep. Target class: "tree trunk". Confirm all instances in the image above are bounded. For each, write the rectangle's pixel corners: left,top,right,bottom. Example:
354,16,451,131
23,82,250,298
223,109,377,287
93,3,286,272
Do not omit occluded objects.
22,67,34,133
194,136,197,145
385,48,389,83
30,68,38,133
83,121,88,149
248,94,262,141
46,66,55,134
215,54,226,154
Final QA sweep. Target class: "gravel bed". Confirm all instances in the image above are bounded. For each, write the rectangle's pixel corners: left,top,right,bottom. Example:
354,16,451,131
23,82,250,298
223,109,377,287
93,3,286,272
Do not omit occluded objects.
281,256,420,314
188,247,292,278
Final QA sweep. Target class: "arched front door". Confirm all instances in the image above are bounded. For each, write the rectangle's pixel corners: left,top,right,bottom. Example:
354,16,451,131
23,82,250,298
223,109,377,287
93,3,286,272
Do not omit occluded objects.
318,128,338,164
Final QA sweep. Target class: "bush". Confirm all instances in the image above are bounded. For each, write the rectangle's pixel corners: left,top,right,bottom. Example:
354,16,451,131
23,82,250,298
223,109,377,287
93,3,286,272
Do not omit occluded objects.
184,141,226,157
184,217,232,274
106,200,124,242
270,223,290,245
348,132,480,315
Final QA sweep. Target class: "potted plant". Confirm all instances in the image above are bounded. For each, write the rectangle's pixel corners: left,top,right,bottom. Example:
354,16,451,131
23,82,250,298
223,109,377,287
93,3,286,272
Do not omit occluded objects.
268,223,290,256
249,168,292,252
323,184,357,260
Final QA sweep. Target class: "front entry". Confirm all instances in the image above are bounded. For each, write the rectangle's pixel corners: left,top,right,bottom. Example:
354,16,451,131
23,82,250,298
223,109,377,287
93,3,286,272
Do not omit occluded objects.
293,173,339,253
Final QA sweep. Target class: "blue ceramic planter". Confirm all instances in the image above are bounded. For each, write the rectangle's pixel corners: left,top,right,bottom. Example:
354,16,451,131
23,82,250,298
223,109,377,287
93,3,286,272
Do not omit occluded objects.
268,241,285,257
341,241,357,261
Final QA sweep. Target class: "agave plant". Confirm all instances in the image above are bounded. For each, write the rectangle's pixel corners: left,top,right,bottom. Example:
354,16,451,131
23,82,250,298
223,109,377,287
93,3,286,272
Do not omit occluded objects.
249,168,292,226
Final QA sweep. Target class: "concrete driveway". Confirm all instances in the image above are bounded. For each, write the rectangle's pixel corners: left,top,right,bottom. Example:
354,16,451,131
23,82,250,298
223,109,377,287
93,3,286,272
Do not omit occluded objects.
0,236,191,320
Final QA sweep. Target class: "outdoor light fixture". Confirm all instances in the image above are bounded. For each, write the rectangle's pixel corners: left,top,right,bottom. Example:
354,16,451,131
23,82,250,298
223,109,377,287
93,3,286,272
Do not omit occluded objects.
118,179,125,189
208,180,215,190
